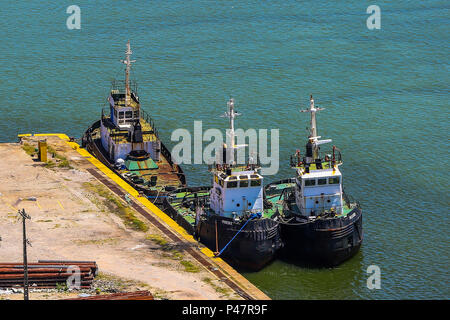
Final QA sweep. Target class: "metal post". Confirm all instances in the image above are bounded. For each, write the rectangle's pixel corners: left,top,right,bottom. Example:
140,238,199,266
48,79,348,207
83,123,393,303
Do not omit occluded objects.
18,209,31,300
215,220,219,255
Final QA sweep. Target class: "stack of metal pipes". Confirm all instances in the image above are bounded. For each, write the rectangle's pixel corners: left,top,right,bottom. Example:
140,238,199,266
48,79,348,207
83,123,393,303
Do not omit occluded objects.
0,260,98,289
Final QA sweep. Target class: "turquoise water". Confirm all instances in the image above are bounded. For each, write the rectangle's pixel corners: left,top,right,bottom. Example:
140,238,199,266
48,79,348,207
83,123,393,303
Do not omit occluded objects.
1,1,448,299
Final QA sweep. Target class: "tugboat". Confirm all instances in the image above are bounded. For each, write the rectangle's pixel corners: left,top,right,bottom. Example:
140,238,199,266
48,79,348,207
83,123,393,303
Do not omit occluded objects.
265,95,363,266
162,98,282,271
82,41,185,202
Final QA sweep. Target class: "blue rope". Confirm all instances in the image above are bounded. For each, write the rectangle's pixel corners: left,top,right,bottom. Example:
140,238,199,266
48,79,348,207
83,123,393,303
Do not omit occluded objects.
216,212,261,257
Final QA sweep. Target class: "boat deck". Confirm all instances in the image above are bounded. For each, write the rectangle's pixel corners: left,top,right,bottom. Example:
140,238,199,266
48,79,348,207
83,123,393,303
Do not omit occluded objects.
168,187,280,226
168,190,210,225
106,119,158,144
90,124,183,192
264,181,354,219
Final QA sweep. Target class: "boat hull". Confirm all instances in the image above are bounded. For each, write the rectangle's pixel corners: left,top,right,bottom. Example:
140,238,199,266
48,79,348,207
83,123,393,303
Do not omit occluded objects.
278,207,363,266
197,215,282,271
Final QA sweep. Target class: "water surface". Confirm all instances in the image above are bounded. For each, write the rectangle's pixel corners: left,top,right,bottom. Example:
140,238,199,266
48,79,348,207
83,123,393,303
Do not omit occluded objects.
0,1,448,299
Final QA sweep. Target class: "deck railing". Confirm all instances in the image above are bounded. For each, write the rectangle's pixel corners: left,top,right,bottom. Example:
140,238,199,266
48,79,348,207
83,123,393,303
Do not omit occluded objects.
290,148,342,168
110,80,138,95
139,108,160,140
343,189,361,209
207,157,261,173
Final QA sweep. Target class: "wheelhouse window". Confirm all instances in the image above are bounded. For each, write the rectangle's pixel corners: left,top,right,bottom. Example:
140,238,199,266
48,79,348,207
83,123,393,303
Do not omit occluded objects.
239,175,249,188
227,181,238,188
318,178,327,185
239,179,249,188
133,111,139,118
328,177,340,184
304,179,316,186
125,111,133,119
250,179,261,187
119,111,125,119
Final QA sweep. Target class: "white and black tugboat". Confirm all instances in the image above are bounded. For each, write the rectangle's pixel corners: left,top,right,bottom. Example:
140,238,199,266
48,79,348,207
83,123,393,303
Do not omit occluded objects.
163,98,282,271
82,41,185,201
265,96,363,266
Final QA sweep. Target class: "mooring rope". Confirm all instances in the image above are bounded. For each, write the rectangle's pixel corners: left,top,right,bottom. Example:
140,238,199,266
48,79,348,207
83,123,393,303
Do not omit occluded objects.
215,213,260,257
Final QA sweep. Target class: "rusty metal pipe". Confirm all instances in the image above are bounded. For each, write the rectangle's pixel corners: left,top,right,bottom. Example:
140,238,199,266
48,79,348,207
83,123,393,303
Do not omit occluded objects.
0,267,92,273
0,272,92,280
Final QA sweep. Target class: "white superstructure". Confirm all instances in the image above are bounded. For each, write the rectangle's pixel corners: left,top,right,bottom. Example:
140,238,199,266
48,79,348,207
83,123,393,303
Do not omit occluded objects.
293,96,344,217
208,98,263,218
99,41,161,162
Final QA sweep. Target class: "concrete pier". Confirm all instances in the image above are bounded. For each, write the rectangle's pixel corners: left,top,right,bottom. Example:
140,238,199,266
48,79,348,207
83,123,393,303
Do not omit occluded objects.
0,134,269,300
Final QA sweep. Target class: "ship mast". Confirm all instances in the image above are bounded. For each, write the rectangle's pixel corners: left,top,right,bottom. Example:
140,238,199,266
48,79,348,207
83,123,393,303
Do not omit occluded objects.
122,40,135,106
301,95,332,160
221,98,246,165
226,98,238,148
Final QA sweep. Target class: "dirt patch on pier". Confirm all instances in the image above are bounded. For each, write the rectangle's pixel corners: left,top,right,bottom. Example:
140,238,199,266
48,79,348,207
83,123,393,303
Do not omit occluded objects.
0,137,239,300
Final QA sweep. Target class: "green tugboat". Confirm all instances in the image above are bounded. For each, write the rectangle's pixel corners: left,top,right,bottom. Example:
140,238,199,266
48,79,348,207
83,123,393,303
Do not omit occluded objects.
82,41,186,202
265,95,363,266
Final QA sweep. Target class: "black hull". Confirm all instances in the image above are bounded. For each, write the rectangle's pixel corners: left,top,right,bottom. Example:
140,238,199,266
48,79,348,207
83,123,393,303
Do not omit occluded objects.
82,120,186,204
278,208,363,267
197,215,282,271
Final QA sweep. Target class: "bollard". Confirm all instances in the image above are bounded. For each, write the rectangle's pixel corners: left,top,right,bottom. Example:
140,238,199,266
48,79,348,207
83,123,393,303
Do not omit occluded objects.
38,140,47,162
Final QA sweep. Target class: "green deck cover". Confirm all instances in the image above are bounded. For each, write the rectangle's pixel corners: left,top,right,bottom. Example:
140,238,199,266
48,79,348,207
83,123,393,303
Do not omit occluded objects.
125,158,158,171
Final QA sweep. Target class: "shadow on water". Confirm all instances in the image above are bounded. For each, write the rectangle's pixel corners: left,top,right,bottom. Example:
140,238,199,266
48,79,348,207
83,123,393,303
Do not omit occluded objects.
239,247,368,300
274,257,343,269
